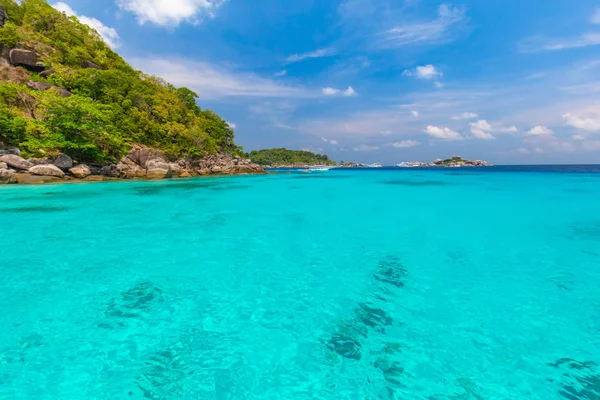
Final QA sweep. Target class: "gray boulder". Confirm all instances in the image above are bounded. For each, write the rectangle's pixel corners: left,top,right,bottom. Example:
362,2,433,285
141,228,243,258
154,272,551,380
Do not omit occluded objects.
26,81,71,98
145,156,170,171
146,166,172,179
29,164,65,177
9,49,45,71
82,60,101,69
0,168,15,177
127,146,166,167
40,68,56,77
146,157,172,179
53,153,73,170
0,154,33,170
69,164,91,178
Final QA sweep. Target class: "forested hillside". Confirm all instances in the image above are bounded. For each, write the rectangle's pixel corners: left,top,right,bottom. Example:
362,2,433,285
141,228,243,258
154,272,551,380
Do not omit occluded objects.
0,0,239,162
247,148,335,165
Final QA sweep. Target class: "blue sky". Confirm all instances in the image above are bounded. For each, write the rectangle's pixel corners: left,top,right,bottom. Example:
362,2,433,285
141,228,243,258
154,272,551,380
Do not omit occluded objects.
53,0,600,164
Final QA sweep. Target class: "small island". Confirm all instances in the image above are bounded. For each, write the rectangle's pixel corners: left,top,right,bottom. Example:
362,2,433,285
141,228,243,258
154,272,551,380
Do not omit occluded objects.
247,148,336,168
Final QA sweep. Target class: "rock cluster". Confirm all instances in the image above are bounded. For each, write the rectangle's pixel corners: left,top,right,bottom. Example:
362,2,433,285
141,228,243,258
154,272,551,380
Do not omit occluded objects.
0,146,265,185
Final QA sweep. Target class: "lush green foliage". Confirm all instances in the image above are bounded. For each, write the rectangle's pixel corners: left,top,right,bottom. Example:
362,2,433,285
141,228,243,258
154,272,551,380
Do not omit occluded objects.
0,0,238,162
247,148,335,165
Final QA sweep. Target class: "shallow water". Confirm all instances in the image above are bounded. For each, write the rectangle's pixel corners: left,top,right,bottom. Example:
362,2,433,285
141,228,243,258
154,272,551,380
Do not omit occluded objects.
1,168,600,399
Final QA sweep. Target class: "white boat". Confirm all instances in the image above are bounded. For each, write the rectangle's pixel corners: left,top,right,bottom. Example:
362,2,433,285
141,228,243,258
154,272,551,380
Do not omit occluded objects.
309,165,332,171
367,163,383,168
396,162,419,167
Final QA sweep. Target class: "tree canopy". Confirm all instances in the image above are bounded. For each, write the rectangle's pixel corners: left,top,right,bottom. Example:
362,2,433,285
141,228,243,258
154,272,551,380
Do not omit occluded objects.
0,0,239,162
247,148,335,166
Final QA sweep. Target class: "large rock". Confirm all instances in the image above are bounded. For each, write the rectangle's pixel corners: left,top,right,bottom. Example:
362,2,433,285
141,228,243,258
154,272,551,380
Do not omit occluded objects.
69,164,91,178
146,166,172,179
145,156,170,171
89,164,121,178
29,164,65,177
82,60,101,70
126,146,166,168
0,162,7,169
0,147,21,156
26,81,71,98
0,168,15,177
117,157,146,178
53,153,73,170
40,68,56,77
0,154,33,170
146,158,172,179
9,49,45,71
169,162,183,176
0,169,16,184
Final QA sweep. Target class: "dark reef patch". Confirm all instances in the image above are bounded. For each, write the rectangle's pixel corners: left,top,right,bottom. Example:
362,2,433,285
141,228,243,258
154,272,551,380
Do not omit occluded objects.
136,343,194,399
208,184,251,192
0,205,71,213
132,181,221,196
549,358,600,399
374,256,408,288
105,282,164,319
569,221,600,240
355,303,393,332
326,332,362,360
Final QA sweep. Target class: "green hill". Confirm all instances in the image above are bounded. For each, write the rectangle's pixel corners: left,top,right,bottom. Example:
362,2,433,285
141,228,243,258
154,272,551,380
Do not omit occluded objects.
247,148,335,166
0,0,239,162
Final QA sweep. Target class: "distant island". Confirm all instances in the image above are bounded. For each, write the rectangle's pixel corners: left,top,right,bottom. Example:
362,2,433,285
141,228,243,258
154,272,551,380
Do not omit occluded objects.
246,148,336,167
339,156,490,168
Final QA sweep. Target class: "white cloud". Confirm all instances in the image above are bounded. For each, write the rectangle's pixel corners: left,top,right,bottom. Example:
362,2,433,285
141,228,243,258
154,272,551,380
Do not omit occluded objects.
471,119,492,131
286,48,334,63
452,112,478,120
592,8,600,24
322,86,357,97
527,125,553,135
424,125,462,140
499,125,518,133
469,119,517,139
411,110,419,117
275,70,287,77
572,134,585,140
53,2,120,48
116,0,224,26
563,109,600,131
131,58,313,99
344,86,357,97
470,128,495,140
404,64,442,80
353,144,380,151
386,140,421,148
322,87,340,95
226,121,237,129
434,81,444,88
321,137,339,145
384,4,466,47
519,33,600,53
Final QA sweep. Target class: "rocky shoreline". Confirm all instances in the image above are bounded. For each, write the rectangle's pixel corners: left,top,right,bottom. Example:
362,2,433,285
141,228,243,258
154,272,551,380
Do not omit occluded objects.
0,145,265,185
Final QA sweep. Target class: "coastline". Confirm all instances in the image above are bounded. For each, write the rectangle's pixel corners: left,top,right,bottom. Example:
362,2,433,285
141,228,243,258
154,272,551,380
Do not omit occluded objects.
0,146,266,186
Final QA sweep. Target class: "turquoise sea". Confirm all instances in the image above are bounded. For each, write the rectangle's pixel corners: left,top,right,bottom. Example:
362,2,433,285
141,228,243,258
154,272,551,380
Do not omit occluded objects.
1,167,600,399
